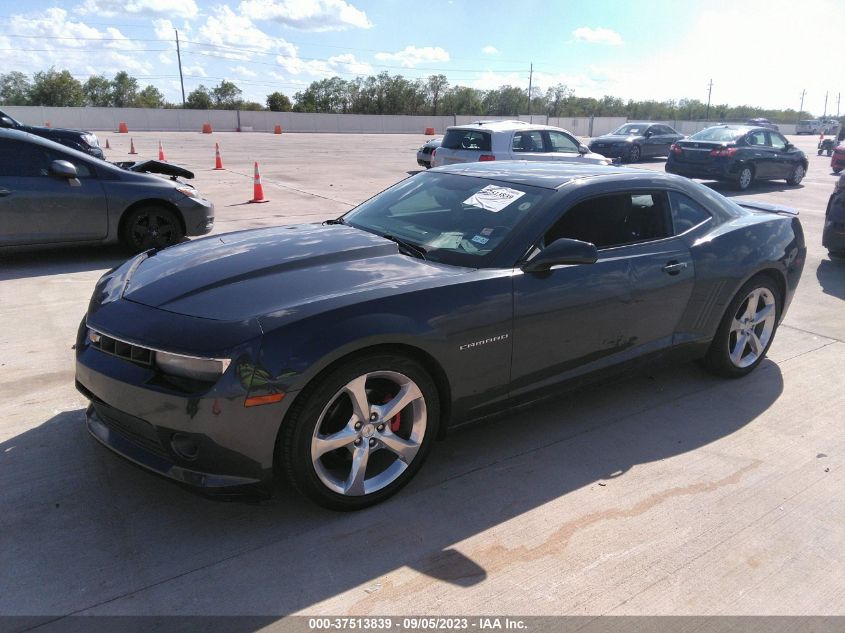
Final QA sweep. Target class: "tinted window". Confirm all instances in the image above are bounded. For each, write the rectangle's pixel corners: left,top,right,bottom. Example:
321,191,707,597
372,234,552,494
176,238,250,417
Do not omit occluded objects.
768,132,786,149
690,127,745,142
544,192,671,249
0,139,92,178
668,191,711,234
747,131,768,146
546,131,579,153
512,130,545,152
442,129,492,151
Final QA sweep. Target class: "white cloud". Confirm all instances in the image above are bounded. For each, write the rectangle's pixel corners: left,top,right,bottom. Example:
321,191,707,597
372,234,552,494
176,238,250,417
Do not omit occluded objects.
481,45,499,55
80,0,198,18
238,0,371,31
182,63,206,77
374,46,450,68
197,6,295,60
231,65,258,77
275,52,371,77
572,27,623,45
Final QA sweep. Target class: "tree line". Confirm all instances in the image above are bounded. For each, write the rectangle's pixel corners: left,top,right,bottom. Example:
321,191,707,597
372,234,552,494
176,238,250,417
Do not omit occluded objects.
0,68,824,123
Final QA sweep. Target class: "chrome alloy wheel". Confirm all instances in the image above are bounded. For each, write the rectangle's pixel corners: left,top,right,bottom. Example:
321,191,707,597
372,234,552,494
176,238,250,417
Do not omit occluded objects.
738,167,753,190
310,371,427,496
728,287,777,368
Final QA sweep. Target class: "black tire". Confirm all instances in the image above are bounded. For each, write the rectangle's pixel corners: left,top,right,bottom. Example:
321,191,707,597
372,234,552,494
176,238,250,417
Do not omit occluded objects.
735,165,754,191
279,353,440,510
627,145,641,163
120,205,184,253
818,149,824,156
786,163,806,186
703,275,781,378
827,149,833,157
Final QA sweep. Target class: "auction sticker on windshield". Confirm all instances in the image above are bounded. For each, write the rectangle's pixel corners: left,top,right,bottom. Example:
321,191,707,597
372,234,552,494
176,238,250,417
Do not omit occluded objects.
463,185,525,212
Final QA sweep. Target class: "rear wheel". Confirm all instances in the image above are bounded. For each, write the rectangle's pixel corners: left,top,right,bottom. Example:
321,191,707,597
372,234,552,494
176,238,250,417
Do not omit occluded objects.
786,164,805,186
120,205,183,253
735,165,754,191
703,276,781,378
279,353,440,510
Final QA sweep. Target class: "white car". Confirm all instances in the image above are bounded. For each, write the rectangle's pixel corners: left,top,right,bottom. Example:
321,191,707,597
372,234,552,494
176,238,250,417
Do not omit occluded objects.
431,120,612,168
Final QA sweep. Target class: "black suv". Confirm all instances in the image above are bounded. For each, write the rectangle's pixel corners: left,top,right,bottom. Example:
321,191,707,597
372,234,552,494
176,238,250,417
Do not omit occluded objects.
666,125,807,191
0,109,104,159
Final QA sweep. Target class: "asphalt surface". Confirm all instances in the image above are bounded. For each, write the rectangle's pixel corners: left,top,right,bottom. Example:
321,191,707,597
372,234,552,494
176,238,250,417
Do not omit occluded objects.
1,132,843,622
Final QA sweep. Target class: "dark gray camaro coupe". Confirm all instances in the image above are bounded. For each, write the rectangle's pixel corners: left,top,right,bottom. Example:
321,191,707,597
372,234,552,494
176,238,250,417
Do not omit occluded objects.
75,162,806,509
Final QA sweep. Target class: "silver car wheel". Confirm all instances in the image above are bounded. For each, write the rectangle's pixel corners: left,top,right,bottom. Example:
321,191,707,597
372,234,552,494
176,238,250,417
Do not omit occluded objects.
738,167,753,189
310,370,427,496
728,287,776,368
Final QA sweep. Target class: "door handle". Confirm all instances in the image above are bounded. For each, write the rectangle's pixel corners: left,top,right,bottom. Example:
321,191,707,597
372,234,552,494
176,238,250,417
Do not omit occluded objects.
662,261,688,275
0,189,11,197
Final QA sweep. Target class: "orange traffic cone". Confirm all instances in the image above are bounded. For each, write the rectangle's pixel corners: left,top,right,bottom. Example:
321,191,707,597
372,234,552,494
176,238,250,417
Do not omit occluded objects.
105,138,110,149
118,121,128,133
45,121,51,128
249,162,269,203
128,138,138,155
274,124,282,135
158,141,166,161
213,143,224,170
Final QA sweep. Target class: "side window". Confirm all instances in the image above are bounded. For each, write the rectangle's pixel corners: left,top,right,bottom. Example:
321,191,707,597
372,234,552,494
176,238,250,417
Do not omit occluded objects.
512,130,545,153
543,192,672,249
0,139,53,177
668,191,712,234
747,131,768,147
767,132,786,150
46,150,93,178
545,131,579,153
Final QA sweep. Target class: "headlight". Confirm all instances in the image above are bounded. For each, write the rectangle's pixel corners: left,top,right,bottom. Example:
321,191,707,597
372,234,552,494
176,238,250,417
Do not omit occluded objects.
83,133,99,147
176,186,199,199
156,350,231,382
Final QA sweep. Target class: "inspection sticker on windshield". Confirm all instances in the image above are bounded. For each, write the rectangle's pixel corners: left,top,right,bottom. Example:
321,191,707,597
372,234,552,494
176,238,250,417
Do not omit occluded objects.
463,185,525,213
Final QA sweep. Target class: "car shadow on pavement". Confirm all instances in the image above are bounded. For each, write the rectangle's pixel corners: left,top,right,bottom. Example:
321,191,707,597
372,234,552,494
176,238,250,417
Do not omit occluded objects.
0,245,131,282
0,360,784,619
816,256,845,299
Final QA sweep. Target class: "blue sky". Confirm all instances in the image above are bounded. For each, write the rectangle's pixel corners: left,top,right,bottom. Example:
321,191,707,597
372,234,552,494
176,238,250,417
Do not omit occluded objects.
1,0,843,114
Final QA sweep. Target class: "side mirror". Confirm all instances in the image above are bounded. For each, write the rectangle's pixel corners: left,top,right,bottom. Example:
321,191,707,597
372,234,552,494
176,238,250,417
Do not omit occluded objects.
50,160,78,179
784,143,794,151
578,144,589,155
0,116,15,128
644,130,653,138
521,238,598,273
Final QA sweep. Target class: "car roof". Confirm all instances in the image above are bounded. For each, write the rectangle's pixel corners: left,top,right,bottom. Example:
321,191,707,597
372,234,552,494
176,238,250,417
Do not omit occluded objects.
446,120,566,133
430,160,685,189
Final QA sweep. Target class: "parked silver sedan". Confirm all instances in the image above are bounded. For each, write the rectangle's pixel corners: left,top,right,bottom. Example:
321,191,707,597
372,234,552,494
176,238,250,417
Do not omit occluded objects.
431,120,611,168
0,129,214,252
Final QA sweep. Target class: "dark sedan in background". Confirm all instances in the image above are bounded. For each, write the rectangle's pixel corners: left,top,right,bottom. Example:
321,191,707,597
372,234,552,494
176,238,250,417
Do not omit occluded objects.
746,118,779,131
666,125,808,190
0,108,105,159
588,122,684,163
824,173,845,256
0,129,213,251
76,161,805,510
416,136,442,168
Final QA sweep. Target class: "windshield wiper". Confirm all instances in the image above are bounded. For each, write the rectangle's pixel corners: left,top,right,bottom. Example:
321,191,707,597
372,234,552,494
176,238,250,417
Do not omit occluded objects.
323,217,346,225
381,234,427,260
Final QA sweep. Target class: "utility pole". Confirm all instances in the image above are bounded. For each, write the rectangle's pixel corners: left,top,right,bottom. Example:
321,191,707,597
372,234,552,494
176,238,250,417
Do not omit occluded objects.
526,63,533,122
175,29,186,107
705,79,713,122
838,93,841,118
823,91,829,119
799,89,806,119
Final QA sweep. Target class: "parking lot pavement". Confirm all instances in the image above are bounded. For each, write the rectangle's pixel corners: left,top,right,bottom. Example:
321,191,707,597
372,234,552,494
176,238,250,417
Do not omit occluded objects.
1,132,843,619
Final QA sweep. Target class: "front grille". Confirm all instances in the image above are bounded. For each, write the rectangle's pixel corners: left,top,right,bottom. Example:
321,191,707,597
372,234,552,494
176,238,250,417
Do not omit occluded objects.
91,331,153,366
92,400,170,459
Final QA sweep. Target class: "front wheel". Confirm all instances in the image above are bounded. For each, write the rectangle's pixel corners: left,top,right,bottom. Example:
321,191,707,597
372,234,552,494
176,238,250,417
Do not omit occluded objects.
627,145,641,163
120,205,184,253
703,276,781,378
279,354,440,510
786,164,805,186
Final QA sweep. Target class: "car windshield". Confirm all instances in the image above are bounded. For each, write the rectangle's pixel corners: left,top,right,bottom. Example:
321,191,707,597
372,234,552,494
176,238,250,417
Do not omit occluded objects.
799,120,816,125
613,124,649,135
690,127,744,142
342,172,553,268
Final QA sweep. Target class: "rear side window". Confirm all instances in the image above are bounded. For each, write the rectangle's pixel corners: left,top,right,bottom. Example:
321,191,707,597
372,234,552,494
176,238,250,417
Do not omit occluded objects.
747,131,768,147
668,191,711,234
543,192,672,249
512,130,545,153
442,129,491,151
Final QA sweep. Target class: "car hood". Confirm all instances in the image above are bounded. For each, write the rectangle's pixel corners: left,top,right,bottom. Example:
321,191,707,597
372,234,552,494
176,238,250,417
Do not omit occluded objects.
592,134,640,143
26,124,91,136
122,224,465,323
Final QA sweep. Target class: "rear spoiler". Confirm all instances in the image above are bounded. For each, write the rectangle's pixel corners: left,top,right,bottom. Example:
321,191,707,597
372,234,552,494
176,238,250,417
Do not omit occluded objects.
737,200,799,216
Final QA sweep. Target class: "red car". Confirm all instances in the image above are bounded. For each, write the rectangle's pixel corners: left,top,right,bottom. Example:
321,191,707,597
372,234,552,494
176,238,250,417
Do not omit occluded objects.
831,145,845,174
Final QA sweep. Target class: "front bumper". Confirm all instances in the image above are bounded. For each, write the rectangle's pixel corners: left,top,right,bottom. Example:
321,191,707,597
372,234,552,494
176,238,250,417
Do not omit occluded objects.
588,144,629,159
177,197,215,236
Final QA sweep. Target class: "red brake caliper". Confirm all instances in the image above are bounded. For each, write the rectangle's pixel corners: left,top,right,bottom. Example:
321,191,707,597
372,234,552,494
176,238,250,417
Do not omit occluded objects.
382,395,402,432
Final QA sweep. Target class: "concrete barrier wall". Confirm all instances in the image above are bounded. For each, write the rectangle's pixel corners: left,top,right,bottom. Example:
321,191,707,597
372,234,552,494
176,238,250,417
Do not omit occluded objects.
0,105,799,136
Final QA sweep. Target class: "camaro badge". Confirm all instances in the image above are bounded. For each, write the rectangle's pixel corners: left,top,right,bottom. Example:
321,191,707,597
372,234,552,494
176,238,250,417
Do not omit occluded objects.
459,333,509,351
